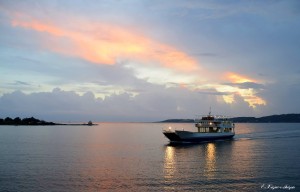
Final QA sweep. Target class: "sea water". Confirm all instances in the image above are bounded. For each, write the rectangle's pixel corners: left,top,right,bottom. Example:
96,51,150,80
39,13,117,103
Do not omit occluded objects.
0,123,299,191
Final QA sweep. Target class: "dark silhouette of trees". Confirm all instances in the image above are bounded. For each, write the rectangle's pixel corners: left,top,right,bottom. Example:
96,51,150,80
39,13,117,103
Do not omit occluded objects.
0,117,97,126
0,117,56,125
14,117,22,124
4,117,14,125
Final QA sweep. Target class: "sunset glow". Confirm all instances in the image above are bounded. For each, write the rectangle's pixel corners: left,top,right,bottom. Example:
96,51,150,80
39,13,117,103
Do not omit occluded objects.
1,0,298,121
9,13,268,108
225,72,255,83
11,14,199,72
215,72,267,108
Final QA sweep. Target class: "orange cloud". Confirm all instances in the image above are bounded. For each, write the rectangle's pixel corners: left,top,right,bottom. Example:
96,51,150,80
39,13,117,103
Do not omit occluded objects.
244,95,266,108
219,72,266,108
225,72,255,83
8,11,267,109
11,14,199,72
12,19,65,36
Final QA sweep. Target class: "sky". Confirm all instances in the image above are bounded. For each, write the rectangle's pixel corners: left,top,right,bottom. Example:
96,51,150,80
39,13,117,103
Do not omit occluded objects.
1,0,300,122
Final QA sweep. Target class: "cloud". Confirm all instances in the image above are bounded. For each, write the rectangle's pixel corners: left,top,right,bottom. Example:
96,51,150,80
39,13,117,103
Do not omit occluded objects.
0,87,261,122
8,11,200,73
0,1,273,112
223,82,265,89
157,1,300,21
13,81,31,86
197,88,230,96
259,81,300,115
225,72,256,83
215,72,267,108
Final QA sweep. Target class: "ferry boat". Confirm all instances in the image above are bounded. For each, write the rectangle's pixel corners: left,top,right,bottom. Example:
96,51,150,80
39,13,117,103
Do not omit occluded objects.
163,112,235,143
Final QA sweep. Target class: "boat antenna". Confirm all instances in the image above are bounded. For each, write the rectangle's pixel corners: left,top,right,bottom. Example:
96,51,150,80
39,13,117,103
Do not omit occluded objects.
209,106,211,116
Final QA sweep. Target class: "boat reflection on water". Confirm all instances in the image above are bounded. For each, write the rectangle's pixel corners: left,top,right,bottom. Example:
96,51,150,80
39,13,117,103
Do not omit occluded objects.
163,142,218,178
163,146,176,191
204,143,216,179
163,141,233,190
164,146,176,179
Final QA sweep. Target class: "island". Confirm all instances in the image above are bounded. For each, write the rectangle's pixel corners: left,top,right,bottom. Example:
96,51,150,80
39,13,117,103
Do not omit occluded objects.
0,117,97,126
158,114,300,123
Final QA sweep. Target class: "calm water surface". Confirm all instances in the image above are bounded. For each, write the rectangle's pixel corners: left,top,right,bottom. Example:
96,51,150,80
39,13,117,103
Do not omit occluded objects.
0,123,299,191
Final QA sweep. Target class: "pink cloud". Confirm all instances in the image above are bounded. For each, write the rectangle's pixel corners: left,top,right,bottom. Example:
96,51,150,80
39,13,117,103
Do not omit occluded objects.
11,13,200,72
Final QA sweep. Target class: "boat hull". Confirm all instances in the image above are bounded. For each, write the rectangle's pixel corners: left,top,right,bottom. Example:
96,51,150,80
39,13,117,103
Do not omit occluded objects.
163,131,234,143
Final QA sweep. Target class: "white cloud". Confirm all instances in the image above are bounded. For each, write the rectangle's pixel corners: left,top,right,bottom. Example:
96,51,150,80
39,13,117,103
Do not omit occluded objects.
0,86,265,122
1,0,300,119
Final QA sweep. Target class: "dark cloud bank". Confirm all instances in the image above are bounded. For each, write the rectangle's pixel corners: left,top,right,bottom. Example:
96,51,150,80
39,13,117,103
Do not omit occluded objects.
0,87,259,122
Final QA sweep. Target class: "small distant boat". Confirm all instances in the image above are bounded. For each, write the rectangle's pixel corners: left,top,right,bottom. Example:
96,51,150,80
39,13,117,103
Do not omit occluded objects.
163,111,235,143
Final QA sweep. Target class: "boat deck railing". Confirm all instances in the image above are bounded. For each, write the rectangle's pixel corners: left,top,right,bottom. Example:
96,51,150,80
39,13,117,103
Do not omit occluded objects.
194,115,233,123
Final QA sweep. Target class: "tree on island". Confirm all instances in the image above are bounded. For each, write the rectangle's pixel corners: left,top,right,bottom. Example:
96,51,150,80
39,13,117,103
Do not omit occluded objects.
0,117,97,126
14,117,22,124
0,117,56,125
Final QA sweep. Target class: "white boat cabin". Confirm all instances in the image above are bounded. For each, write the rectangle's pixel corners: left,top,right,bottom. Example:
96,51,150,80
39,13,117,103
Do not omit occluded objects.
195,115,235,133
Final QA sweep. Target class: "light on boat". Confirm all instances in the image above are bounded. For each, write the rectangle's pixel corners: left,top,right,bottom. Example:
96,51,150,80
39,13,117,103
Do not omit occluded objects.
209,122,212,125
